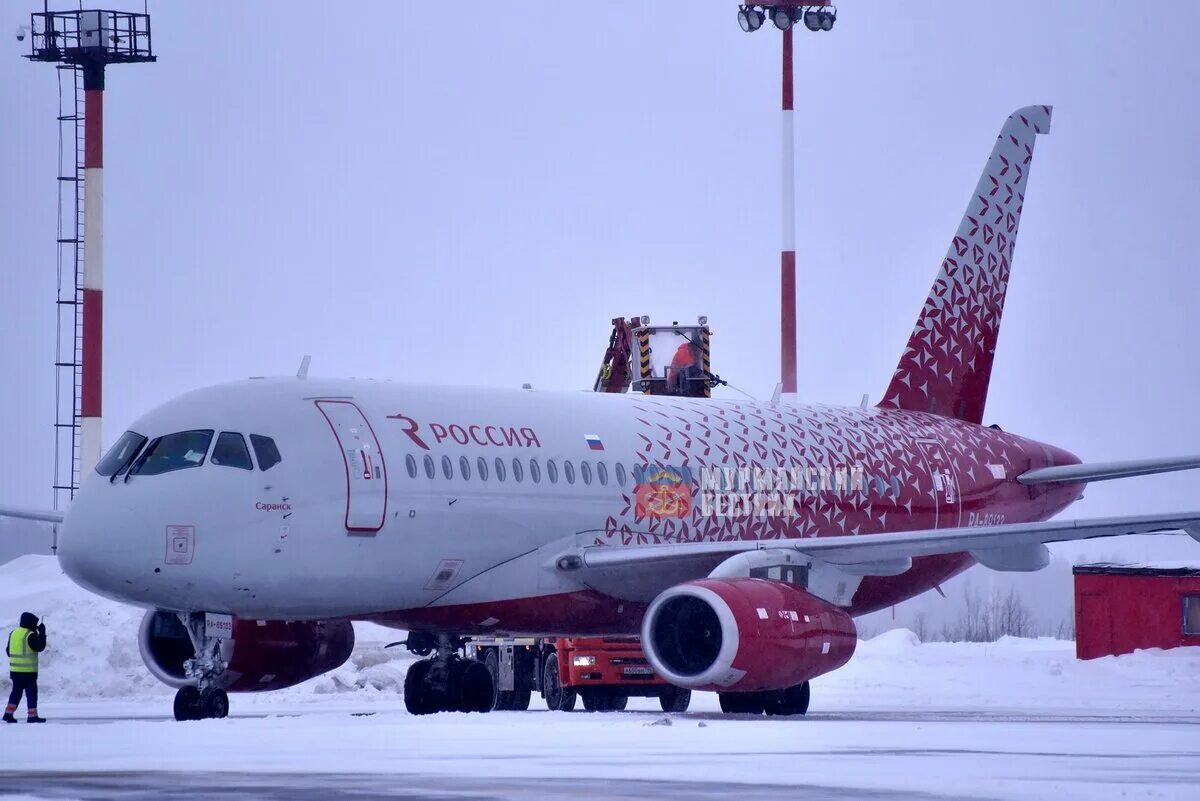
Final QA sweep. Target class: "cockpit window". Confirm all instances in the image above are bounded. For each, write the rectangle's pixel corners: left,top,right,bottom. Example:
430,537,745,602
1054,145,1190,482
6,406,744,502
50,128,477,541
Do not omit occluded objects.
95,430,147,477
211,432,253,471
249,435,281,472
131,430,214,476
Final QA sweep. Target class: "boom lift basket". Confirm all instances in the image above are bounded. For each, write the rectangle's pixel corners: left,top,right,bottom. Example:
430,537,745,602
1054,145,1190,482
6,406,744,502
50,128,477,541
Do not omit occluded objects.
594,316,714,398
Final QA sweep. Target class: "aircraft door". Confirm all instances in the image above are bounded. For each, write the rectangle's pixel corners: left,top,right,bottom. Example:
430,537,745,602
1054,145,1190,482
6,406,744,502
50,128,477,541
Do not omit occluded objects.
917,440,960,528
315,400,388,533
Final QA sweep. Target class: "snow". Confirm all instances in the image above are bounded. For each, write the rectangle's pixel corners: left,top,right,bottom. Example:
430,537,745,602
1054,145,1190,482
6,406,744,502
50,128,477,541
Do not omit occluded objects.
3,555,1200,799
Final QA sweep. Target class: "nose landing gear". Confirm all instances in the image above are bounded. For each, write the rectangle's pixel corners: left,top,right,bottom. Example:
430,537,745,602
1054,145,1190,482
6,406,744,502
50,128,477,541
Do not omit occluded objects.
173,612,231,722
403,634,494,715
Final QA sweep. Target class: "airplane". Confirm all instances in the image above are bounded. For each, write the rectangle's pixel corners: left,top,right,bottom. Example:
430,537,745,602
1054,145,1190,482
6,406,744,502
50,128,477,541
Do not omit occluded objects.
3,105,1199,721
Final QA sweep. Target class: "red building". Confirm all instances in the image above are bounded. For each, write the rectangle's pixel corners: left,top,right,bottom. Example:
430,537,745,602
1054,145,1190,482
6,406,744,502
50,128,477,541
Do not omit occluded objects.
1073,563,1200,660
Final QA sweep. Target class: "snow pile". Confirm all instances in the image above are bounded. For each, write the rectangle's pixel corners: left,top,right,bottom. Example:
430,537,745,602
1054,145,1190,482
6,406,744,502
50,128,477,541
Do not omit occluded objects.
0,556,163,699
0,556,415,704
820,627,1200,715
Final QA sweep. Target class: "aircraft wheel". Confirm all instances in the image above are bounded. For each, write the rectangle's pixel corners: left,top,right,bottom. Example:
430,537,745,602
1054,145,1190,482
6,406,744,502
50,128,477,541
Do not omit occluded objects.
659,686,692,713
173,686,201,722
404,659,437,716
483,650,513,711
719,692,765,715
778,682,810,716
199,687,229,720
458,659,494,714
542,653,576,712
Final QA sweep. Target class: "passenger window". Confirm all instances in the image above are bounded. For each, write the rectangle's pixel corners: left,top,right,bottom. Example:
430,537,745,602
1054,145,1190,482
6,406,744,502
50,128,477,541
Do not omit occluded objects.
211,432,253,470
512,458,524,483
459,456,471,481
477,456,489,482
132,430,214,476
424,454,436,479
249,435,282,472
615,462,627,487
406,454,418,479
547,459,559,484
95,430,146,477
494,457,507,482
597,461,608,486
580,461,592,486
442,455,454,479
564,460,576,485
529,459,541,484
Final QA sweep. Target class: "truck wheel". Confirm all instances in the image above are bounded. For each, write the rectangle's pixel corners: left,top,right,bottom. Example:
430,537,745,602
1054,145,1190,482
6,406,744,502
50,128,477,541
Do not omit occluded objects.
542,653,576,712
509,687,532,711
659,686,691,713
582,692,627,712
580,691,607,712
483,650,513,711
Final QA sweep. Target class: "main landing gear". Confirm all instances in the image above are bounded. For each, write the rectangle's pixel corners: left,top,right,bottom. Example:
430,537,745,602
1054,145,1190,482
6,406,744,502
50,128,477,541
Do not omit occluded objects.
718,681,810,717
173,612,231,722
403,634,494,715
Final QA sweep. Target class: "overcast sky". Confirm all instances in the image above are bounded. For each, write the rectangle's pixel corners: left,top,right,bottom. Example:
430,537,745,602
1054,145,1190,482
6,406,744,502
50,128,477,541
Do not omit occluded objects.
2,1,1198,563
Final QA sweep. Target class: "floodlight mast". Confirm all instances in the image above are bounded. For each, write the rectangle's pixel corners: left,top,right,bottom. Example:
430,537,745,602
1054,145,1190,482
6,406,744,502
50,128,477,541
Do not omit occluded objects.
736,3,837,396
25,8,155,504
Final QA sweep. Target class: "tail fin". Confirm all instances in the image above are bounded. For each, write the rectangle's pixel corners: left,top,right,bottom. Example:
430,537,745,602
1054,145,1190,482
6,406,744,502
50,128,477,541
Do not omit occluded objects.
879,105,1052,423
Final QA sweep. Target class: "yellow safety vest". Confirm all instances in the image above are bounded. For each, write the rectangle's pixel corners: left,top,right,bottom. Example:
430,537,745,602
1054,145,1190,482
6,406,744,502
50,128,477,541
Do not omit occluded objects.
8,627,37,673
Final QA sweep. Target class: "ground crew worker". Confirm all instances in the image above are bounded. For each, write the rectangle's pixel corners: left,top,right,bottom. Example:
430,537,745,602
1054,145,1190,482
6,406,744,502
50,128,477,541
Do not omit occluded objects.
4,612,47,723
669,341,700,395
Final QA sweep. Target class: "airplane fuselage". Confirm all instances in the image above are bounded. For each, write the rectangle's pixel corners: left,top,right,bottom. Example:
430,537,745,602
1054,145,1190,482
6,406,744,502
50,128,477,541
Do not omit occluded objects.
58,377,1081,634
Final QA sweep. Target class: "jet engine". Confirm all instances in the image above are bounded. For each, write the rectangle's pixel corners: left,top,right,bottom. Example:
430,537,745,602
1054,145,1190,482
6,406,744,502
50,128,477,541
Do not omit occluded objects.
641,578,856,692
139,611,354,692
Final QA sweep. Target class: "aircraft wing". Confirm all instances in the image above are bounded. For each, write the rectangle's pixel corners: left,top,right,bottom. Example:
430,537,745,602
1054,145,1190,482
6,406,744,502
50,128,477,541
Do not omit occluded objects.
0,505,64,525
559,512,1200,601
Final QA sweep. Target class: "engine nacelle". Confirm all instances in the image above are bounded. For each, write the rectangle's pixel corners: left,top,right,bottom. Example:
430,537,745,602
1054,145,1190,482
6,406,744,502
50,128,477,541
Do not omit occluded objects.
641,578,856,692
139,611,354,692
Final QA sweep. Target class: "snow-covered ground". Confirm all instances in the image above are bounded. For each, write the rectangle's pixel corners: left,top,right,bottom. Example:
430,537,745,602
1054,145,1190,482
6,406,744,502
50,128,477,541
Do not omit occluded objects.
2,555,1199,799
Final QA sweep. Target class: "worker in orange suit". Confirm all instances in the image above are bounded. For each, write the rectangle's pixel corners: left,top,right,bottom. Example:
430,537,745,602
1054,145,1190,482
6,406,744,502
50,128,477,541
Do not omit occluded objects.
670,342,700,395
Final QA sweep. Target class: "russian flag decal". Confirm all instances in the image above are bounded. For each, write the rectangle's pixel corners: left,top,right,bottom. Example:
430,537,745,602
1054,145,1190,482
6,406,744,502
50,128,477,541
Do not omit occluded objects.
585,434,604,451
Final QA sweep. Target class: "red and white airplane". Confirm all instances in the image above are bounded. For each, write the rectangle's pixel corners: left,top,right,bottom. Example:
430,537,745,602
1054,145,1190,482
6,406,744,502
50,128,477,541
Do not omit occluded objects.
4,106,1199,721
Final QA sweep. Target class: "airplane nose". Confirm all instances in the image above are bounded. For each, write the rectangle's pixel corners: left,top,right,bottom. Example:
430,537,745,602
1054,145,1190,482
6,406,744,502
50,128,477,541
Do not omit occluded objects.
57,484,143,602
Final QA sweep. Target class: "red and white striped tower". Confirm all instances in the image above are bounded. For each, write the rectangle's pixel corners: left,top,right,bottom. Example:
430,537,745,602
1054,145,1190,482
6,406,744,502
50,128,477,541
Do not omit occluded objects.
27,9,155,495
738,3,838,394
779,24,797,395
80,63,105,471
